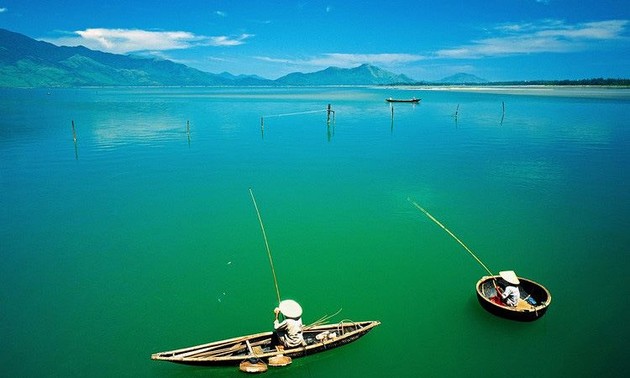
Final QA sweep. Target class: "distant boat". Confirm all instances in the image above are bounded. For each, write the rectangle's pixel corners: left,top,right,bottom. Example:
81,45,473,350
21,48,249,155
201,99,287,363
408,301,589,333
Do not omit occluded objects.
476,275,551,321
385,97,420,103
151,321,380,367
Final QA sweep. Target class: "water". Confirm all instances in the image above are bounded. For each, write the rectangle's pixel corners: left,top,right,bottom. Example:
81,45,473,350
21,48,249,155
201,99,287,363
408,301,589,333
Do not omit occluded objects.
1,86,629,377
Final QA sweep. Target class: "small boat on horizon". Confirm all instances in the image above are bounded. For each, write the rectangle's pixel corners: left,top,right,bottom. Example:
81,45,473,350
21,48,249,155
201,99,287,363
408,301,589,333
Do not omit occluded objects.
476,274,551,321
386,97,420,103
151,320,380,367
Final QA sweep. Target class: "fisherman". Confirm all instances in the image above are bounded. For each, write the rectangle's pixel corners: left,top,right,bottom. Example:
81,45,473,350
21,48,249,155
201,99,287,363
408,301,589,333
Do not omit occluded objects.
273,299,305,348
496,270,521,307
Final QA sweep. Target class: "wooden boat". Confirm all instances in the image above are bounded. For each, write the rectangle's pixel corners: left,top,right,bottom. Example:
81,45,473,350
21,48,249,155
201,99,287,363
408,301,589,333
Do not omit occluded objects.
476,275,551,321
151,320,380,366
386,97,420,103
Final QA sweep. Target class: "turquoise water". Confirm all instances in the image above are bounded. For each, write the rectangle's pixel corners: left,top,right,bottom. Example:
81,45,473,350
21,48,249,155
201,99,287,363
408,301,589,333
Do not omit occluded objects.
1,86,629,377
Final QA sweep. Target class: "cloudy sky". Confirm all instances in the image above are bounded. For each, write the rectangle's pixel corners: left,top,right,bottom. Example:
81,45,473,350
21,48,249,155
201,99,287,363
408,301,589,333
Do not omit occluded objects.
1,0,628,80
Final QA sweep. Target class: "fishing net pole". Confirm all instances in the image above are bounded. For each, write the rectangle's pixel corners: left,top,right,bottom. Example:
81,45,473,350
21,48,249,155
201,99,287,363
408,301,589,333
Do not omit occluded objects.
408,198,494,277
249,188,282,305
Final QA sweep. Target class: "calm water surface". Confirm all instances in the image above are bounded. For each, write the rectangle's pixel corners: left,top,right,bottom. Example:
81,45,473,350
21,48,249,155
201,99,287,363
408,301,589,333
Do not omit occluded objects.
1,86,629,377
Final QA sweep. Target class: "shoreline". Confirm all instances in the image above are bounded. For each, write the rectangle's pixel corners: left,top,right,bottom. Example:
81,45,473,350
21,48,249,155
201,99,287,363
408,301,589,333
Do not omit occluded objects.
386,85,630,99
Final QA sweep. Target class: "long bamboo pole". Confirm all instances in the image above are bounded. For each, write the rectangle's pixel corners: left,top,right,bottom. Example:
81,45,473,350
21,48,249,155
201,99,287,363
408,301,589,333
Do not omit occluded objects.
249,188,282,304
408,198,494,276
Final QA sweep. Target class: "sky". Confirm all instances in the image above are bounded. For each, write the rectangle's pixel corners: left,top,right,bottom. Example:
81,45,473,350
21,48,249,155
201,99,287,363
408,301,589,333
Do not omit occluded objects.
1,0,628,81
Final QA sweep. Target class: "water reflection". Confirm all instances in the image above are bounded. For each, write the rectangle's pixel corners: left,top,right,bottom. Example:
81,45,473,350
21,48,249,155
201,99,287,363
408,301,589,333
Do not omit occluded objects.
390,105,394,134
387,100,421,134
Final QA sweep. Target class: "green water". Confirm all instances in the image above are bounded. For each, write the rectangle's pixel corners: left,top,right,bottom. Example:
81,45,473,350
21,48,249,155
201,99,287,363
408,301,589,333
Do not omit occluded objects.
1,86,629,377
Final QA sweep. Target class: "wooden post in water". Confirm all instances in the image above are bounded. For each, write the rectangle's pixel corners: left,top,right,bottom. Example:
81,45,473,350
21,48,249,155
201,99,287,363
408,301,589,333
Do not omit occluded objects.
260,117,264,138
326,104,331,125
326,104,335,126
72,120,78,160
326,104,336,141
186,120,191,146
72,120,77,142
501,102,505,126
454,104,459,127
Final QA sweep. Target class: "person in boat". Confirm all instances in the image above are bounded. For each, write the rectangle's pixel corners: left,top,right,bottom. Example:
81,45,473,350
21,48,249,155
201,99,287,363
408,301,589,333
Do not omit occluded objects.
496,270,521,307
273,299,305,348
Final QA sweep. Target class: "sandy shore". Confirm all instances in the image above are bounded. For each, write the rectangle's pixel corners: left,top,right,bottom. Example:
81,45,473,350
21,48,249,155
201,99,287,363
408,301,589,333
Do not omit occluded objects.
388,85,630,99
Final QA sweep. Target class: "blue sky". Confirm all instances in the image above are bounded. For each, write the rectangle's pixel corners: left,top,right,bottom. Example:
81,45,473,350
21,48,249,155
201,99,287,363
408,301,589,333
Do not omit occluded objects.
1,0,628,80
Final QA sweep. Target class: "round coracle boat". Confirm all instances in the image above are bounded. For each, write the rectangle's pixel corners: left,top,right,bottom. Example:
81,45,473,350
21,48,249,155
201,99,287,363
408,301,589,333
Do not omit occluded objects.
476,273,551,321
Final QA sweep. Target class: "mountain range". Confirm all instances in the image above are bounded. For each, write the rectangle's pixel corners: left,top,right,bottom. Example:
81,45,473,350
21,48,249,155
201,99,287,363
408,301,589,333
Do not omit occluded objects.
437,73,488,84
0,28,471,88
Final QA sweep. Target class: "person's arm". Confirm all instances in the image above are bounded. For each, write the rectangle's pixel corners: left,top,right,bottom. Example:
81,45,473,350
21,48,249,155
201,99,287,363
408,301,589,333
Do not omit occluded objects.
274,307,283,329
503,286,516,301
496,285,505,298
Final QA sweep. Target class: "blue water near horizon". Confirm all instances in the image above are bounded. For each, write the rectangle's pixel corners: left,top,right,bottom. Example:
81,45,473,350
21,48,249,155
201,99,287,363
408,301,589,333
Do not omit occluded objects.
1,86,629,377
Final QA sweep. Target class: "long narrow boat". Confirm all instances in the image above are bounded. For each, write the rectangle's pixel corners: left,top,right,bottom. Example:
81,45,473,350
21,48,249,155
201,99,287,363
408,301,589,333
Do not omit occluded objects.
151,320,380,366
476,275,551,321
386,97,420,103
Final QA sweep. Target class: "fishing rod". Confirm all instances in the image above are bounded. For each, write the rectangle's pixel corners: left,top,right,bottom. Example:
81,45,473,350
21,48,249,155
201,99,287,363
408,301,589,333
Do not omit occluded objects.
304,308,343,330
249,188,282,305
409,199,542,312
249,189,345,327
408,198,494,277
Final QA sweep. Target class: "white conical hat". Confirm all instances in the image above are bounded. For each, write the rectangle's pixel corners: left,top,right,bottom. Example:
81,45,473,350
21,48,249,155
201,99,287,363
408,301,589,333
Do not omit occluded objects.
499,270,520,285
279,299,302,318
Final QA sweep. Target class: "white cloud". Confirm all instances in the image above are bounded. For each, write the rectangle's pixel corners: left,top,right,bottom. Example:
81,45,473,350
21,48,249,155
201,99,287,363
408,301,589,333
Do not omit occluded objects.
436,19,629,59
214,10,227,17
253,56,295,64
253,20,628,72
311,53,425,67
0,7,7,13
209,34,253,47
43,28,253,54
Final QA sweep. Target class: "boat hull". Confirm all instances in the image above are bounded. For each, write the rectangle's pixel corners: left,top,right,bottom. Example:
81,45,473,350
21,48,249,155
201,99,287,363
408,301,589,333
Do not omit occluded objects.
476,276,551,321
385,98,420,103
151,320,380,366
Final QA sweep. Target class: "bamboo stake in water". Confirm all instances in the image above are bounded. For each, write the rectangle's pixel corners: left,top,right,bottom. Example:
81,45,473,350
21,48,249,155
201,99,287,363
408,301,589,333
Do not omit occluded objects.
71,120,77,142
71,120,78,160
408,198,494,276
249,188,281,304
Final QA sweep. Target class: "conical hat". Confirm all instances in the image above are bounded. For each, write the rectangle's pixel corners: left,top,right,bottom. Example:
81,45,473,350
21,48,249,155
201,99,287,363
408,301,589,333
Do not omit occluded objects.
499,270,520,285
279,299,302,318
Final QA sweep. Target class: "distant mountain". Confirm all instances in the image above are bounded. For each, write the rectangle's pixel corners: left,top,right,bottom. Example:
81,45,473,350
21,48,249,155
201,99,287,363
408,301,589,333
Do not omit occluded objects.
218,71,266,81
438,73,488,84
276,64,415,86
216,71,270,85
0,28,238,87
0,29,415,87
